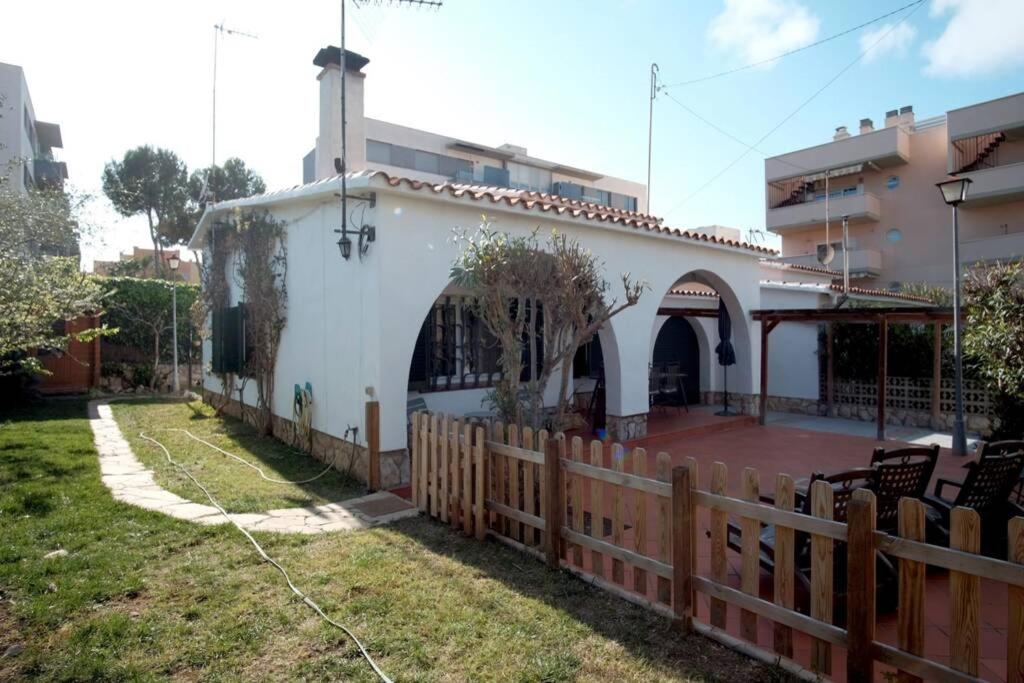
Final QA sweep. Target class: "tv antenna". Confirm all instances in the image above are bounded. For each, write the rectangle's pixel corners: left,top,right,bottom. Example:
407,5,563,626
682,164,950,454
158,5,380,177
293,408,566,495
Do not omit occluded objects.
206,22,258,205
335,0,442,259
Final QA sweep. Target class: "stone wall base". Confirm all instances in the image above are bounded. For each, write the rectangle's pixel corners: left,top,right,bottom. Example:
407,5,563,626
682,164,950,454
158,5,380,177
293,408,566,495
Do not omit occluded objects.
201,389,409,489
606,413,647,441
700,391,760,416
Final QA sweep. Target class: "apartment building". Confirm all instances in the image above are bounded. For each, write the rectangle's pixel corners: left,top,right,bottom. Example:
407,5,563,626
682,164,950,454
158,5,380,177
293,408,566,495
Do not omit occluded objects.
0,62,66,193
765,92,1024,288
302,48,647,214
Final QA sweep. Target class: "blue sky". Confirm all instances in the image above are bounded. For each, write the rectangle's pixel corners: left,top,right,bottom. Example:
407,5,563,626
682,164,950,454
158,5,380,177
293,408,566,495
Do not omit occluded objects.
4,0,1023,262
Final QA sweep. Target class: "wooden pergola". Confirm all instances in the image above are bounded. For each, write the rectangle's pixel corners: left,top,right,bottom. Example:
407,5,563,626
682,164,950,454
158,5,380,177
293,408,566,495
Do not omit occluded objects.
751,307,956,440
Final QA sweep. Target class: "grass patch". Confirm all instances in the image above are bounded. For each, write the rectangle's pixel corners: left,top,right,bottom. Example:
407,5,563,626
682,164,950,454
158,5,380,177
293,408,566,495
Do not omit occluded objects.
0,398,792,681
111,397,365,512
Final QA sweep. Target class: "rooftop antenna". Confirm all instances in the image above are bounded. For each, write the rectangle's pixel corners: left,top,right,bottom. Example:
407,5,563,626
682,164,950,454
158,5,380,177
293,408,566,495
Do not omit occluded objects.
207,22,258,205
646,63,658,214
335,0,442,260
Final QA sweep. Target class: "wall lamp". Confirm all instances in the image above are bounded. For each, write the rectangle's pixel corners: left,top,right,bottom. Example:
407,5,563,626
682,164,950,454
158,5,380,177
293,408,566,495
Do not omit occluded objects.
334,192,376,260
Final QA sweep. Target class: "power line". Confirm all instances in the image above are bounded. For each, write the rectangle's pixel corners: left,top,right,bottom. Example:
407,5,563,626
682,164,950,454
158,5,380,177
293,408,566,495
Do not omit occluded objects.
660,0,926,220
658,90,812,174
661,0,925,89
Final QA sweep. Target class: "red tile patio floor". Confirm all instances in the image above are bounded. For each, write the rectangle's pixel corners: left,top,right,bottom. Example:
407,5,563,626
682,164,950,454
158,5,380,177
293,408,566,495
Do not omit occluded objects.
578,413,1009,682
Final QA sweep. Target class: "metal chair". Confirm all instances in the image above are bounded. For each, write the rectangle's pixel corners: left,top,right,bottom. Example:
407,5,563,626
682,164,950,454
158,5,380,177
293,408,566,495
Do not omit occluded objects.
924,440,1024,556
869,444,940,534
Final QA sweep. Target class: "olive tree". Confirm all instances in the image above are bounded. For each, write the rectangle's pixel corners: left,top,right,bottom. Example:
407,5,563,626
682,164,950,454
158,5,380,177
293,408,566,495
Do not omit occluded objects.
451,223,645,430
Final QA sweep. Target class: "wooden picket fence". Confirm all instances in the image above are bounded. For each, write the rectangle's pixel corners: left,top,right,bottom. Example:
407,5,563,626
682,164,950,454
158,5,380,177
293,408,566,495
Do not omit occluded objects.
410,411,1024,682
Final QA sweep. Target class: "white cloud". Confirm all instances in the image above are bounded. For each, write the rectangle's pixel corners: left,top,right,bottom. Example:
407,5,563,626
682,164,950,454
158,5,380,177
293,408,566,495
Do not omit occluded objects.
859,22,917,64
708,0,821,66
923,0,1024,77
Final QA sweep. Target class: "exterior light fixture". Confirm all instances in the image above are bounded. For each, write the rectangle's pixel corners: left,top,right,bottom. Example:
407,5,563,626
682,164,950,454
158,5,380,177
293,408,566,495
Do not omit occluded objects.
337,235,353,260
936,176,972,206
935,176,972,456
168,254,180,271
335,223,376,260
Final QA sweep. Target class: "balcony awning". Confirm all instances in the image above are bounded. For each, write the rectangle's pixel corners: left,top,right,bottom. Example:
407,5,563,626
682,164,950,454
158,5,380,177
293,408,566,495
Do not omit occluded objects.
801,163,862,183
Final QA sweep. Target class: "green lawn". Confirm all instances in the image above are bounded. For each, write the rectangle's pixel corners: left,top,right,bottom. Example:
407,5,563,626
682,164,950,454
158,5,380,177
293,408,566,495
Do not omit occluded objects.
0,398,789,681
111,398,365,512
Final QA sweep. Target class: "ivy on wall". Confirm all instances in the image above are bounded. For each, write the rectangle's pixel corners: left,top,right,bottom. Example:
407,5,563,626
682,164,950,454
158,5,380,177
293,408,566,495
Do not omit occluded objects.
197,209,288,435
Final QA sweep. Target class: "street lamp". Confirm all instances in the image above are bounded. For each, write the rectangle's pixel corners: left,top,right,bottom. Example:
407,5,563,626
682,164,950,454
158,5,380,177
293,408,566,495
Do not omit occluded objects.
936,176,972,456
168,254,181,394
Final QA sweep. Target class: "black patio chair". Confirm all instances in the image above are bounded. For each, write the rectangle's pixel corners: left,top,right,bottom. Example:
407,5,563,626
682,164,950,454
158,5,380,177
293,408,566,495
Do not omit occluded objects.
924,440,1024,556
869,444,940,534
724,467,898,623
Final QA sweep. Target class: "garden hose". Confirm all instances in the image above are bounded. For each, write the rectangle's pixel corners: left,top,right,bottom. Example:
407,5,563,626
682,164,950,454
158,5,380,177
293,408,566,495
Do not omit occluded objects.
153,428,338,485
139,431,392,683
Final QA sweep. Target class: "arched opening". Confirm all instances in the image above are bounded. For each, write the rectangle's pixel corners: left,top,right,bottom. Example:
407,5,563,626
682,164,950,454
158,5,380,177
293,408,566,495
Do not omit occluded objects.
651,317,701,405
645,267,754,429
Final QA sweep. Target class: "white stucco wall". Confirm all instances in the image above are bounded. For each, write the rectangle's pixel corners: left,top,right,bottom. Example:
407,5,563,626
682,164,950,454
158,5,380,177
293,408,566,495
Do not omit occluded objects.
760,286,825,400
199,175,766,453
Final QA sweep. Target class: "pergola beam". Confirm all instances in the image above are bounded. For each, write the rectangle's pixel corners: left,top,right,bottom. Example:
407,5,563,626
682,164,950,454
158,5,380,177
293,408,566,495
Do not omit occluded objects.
751,306,955,324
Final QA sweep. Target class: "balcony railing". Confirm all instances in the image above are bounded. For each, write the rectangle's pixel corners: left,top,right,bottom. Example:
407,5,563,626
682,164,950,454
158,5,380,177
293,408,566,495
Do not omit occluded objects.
767,190,881,232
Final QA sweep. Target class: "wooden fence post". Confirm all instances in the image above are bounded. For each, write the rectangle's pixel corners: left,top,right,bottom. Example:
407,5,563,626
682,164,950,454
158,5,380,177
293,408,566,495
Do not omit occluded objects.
810,480,834,675
740,468,760,644
590,440,605,579
846,490,877,683
570,437,584,567
709,461,728,629
633,447,648,598
523,427,536,547
672,466,693,633
1009,517,1023,683
462,423,473,536
544,437,562,569
366,401,380,491
611,443,625,585
897,498,926,683
950,507,981,677
773,473,795,659
656,453,673,606
410,412,420,508
474,426,486,541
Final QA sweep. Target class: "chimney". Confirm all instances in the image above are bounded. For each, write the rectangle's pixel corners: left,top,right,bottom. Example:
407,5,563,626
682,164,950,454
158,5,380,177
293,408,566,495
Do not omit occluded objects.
833,125,850,141
899,105,914,127
885,109,899,128
859,118,874,134
313,47,369,181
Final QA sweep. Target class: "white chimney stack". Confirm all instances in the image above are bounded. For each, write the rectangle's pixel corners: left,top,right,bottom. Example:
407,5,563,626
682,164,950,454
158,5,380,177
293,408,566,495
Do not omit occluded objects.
859,118,874,134
885,109,900,128
313,47,368,181
833,125,850,141
899,105,914,127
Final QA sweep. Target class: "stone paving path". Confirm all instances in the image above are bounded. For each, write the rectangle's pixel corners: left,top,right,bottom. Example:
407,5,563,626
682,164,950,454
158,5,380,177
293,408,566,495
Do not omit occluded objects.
89,400,417,534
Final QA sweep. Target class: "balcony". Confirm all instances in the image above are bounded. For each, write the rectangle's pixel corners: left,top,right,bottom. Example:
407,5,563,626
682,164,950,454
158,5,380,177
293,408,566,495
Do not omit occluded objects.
766,125,910,184
947,92,1024,156
779,248,883,277
767,190,881,232
961,229,1024,266
960,162,1024,206
32,158,68,188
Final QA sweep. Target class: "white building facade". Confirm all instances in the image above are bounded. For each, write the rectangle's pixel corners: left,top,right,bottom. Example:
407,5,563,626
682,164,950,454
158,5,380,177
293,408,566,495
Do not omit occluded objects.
0,61,66,193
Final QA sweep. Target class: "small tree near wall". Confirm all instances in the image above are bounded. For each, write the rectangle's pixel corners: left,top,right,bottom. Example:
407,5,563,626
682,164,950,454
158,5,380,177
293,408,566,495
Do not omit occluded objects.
452,223,645,430
963,260,1024,438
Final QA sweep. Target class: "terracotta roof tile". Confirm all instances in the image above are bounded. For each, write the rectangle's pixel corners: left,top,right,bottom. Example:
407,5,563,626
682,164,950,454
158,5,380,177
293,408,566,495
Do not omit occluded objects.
759,259,840,277
829,283,932,303
376,173,777,256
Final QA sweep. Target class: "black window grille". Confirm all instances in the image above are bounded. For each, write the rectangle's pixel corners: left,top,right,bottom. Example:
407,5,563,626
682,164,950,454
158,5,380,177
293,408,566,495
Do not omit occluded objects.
410,296,535,393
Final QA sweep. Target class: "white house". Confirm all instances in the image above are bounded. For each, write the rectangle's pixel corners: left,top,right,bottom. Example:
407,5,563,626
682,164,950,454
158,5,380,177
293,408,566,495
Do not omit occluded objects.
187,48,930,489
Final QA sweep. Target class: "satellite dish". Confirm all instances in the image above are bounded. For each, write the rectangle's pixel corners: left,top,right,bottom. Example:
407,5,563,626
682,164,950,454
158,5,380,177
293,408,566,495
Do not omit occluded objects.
817,243,836,265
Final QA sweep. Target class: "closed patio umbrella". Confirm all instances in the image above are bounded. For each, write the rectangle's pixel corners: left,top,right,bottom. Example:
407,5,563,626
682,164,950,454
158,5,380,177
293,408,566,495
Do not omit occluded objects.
715,299,737,416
